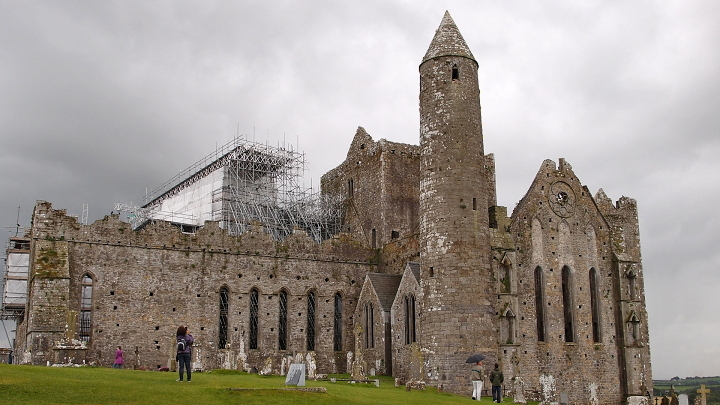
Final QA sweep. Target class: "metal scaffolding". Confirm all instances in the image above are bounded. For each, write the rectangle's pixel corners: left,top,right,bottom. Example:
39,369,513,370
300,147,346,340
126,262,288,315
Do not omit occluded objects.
117,136,342,242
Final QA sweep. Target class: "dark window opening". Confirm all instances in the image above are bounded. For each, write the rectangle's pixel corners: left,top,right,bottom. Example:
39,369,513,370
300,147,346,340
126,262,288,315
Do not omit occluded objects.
333,293,343,351
452,64,459,80
590,268,602,343
307,291,316,351
404,295,416,344
348,179,354,198
391,230,399,239
249,289,259,349
279,290,288,350
79,275,93,342
364,303,375,349
473,198,477,210
534,267,546,342
562,266,575,342
371,229,377,248
219,287,229,348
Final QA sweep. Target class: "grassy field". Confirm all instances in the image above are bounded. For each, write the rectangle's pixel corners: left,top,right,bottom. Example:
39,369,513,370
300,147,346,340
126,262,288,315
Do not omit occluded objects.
0,364,533,405
653,376,720,405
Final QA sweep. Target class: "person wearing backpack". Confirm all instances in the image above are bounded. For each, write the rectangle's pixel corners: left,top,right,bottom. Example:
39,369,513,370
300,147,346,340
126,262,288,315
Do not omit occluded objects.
176,325,194,382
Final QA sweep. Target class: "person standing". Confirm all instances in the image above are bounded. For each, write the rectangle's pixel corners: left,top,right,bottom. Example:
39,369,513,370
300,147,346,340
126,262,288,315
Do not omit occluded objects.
176,325,194,382
490,363,504,403
471,361,485,400
113,346,124,369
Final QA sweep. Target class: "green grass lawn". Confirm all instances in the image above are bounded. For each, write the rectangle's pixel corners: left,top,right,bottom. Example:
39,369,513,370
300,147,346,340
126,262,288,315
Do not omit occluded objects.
0,364,533,405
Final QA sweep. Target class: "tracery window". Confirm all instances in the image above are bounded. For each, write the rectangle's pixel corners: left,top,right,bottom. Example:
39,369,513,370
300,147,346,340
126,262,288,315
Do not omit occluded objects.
79,275,93,342
306,291,316,351
249,288,259,350
219,287,229,349
404,295,416,345
333,293,342,351
278,290,288,351
534,267,546,342
562,266,575,342
589,268,602,343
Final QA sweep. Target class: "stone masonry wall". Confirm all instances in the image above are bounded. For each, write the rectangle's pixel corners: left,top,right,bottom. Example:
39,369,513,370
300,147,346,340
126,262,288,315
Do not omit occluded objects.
20,201,375,374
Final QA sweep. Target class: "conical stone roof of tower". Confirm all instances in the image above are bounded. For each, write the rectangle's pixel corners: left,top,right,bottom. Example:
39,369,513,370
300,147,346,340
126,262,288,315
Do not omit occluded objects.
422,11,476,64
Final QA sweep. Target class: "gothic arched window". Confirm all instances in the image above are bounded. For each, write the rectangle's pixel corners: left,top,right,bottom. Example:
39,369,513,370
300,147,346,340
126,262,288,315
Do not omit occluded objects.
278,290,288,351
404,294,416,344
333,293,343,351
534,267,546,342
249,288,259,350
589,268,602,343
218,287,229,349
364,302,374,349
79,275,93,342
562,266,575,342
306,291,316,351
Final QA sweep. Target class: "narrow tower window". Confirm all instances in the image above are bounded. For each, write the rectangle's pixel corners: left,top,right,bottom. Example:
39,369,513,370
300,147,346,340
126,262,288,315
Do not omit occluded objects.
562,266,575,342
534,267,546,342
218,287,229,349
589,268,602,343
627,270,637,300
452,64,459,81
348,179,354,198
371,229,377,248
278,290,288,351
249,288,259,349
79,275,93,342
333,293,343,351
306,291,316,351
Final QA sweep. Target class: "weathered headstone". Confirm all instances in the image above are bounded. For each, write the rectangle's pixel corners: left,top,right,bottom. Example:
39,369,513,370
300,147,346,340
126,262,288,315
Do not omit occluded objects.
678,394,689,405
560,392,569,405
512,376,526,404
285,363,306,387
661,396,671,405
697,385,710,405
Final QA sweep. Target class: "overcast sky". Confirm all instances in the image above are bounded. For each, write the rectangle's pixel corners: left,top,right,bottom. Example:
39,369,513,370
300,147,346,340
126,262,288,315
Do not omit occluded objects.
1,1,718,379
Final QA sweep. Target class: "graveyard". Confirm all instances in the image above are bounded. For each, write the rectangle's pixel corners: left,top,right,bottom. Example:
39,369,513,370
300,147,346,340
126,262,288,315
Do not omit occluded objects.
0,363,536,404
652,377,720,405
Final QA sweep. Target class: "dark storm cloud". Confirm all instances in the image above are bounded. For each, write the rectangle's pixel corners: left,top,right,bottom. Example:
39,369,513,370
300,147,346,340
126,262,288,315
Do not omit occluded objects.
1,1,718,378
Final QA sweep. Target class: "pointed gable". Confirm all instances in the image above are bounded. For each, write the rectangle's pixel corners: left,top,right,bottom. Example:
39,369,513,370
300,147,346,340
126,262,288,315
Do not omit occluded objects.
367,273,403,312
422,11,476,64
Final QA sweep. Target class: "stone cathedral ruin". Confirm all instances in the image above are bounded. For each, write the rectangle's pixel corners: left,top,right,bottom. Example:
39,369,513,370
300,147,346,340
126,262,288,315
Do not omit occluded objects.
4,12,652,404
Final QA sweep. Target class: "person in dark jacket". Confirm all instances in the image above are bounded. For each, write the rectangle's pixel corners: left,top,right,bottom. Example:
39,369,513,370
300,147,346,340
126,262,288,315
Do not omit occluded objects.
490,363,504,403
176,325,194,382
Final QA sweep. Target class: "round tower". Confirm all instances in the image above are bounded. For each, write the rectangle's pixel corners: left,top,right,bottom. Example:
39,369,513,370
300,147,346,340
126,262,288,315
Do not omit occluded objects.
418,11,496,393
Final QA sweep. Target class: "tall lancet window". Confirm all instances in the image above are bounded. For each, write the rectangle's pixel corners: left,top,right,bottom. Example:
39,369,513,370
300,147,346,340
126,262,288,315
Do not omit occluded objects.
562,266,575,342
333,293,343,351
278,290,288,351
452,64,459,81
79,275,93,342
534,267,546,342
306,291,316,351
404,294,416,344
249,288,259,349
218,287,229,349
589,268,602,343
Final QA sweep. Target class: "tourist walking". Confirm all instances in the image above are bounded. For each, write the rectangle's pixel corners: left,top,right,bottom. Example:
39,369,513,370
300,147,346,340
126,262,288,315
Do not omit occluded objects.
113,346,124,369
471,361,485,400
176,326,194,382
490,363,504,403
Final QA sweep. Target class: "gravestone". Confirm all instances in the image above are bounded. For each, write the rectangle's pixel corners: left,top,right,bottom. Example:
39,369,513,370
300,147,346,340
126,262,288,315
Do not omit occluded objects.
679,394,689,405
661,396,670,405
512,376,526,404
697,385,710,405
560,392,569,404
285,363,306,387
